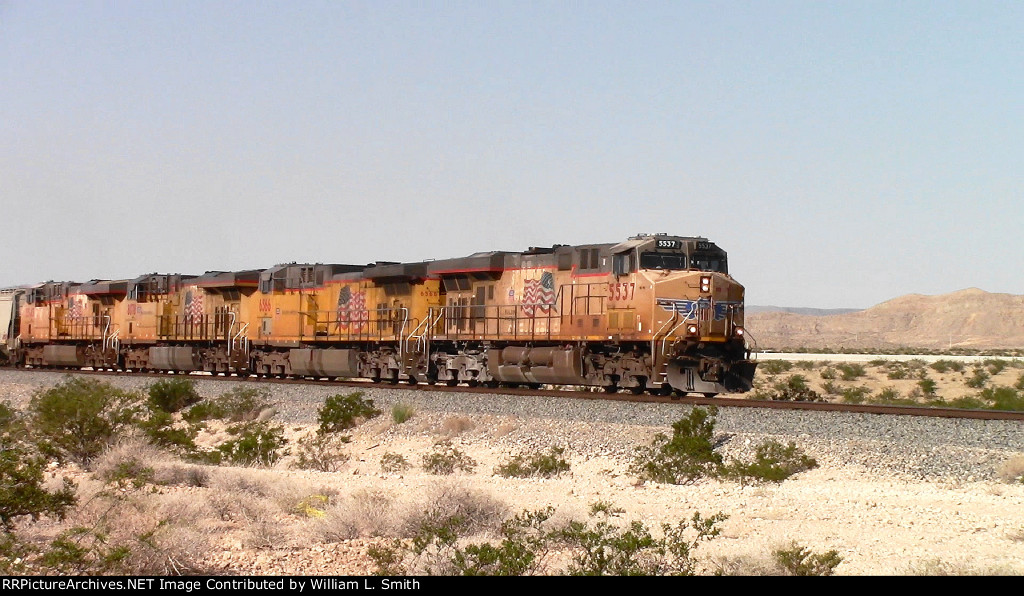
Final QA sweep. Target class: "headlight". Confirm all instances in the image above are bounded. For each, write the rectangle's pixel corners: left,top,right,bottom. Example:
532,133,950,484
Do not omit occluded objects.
700,276,711,293
735,327,744,336
687,324,698,335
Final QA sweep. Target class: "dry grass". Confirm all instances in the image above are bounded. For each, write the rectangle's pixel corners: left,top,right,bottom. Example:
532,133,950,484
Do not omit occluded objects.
442,416,475,436
997,455,1024,483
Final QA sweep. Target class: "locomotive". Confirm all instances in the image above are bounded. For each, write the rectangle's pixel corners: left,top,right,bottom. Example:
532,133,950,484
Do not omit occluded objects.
0,233,756,396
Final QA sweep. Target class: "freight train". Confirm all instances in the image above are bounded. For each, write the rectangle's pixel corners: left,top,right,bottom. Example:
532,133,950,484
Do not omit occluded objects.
0,233,756,396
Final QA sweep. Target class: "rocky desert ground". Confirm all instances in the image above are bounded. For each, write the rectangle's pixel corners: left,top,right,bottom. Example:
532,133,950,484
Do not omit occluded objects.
4,366,1024,576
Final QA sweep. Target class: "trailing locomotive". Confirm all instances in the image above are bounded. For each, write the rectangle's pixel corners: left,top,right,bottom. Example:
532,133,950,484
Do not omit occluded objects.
1,234,756,396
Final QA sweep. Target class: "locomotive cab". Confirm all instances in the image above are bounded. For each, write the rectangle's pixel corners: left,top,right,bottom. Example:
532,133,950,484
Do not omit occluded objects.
611,234,756,394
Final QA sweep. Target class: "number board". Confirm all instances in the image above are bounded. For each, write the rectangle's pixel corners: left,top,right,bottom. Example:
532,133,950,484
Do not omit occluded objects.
656,239,681,249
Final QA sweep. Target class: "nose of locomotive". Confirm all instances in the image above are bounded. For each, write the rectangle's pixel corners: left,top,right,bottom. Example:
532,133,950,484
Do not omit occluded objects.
651,271,746,341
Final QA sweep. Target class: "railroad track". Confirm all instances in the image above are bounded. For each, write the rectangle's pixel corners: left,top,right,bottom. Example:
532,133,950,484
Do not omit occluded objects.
7,365,1024,422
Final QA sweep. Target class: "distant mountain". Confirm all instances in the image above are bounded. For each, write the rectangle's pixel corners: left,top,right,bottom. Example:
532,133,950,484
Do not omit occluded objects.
747,305,863,316
745,288,1024,350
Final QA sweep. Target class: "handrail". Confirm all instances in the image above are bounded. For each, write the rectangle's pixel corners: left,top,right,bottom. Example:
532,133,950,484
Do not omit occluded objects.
100,316,111,350
231,322,249,359
651,307,680,380
226,311,237,356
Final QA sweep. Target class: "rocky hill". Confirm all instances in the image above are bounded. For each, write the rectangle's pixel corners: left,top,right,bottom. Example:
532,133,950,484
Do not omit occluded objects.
745,288,1024,351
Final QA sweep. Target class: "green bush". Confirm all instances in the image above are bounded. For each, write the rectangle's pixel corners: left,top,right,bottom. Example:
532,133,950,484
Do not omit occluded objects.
138,406,200,454
1014,373,1024,391
767,376,823,402
759,361,793,375
772,541,843,576
422,442,477,475
0,444,77,531
318,392,381,434
840,386,871,404
725,440,817,485
292,432,350,472
29,377,142,464
370,505,727,576
183,387,271,423
216,422,287,466
630,407,724,485
917,378,938,397
966,368,990,389
558,510,727,576
979,386,1024,411
146,378,202,413
391,403,415,424
836,363,866,381
986,359,1008,376
494,447,571,478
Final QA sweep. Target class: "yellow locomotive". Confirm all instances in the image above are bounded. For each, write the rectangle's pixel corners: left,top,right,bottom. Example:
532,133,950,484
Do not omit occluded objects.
3,233,756,396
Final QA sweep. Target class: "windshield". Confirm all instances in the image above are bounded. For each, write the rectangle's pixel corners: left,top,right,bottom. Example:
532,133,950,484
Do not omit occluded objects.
690,252,727,273
639,252,687,270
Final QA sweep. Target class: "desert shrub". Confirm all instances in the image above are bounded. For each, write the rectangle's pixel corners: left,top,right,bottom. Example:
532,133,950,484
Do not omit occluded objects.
147,378,202,413
99,457,156,490
979,386,1024,411
725,440,817,485
931,360,959,374
1015,373,1024,391
996,456,1024,484
216,422,287,466
874,386,900,401
443,416,474,435
772,541,842,576
183,386,271,423
759,361,792,375
820,380,841,396
966,368,990,389
292,432,351,472
0,444,77,531
986,359,1008,376
630,407,724,485
372,504,727,576
318,392,380,434
917,378,938,397
29,377,143,464
840,386,871,404
422,442,477,475
948,395,987,410
836,363,866,381
494,447,571,478
767,376,823,402
381,452,411,474
818,367,836,380
138,406,200,454
399,484,507,538
558,509,728,576
391,403,415,424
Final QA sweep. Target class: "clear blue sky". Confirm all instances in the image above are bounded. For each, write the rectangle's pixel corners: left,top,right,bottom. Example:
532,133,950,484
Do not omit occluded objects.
2,1,1021,308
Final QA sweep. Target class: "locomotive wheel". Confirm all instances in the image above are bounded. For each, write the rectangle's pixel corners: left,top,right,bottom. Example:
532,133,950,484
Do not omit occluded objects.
703,393,718,399
446,379,459,387
603,384,618,394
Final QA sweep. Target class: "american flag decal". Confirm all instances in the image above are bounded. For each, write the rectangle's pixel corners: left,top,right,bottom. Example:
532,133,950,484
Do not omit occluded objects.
522,272,556,318
337,286,368,332
66,295,86,320
184,288,204,322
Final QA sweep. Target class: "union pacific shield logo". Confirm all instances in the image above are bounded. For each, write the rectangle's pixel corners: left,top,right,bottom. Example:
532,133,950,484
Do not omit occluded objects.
657,298,738,321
